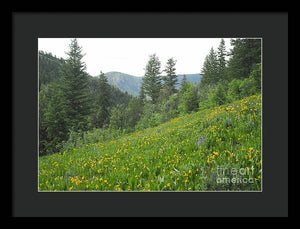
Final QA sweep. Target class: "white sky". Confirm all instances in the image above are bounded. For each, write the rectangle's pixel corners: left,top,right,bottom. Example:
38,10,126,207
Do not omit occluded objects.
38,38,232,77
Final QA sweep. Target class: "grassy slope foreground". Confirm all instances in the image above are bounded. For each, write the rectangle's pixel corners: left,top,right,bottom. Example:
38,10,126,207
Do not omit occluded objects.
39,94,262,191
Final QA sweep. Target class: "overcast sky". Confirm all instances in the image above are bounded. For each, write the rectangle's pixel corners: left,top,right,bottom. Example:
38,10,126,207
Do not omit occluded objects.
38,38,233,77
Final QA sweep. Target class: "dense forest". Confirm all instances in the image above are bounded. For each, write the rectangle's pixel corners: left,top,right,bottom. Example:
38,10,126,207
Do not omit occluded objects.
39,38,261,157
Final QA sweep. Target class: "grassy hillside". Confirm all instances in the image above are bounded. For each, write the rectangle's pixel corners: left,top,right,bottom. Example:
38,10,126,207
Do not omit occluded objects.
39,94,262,191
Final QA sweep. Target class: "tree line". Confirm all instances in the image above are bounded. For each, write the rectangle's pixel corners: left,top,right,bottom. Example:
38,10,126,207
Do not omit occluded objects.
39,38,261,156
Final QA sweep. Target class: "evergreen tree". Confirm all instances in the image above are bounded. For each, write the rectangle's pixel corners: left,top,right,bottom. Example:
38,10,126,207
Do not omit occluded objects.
217,39,227,79
39,84,52,155
60,38,91,133
42,81,68,154
180,75,188,93
96,72,111,128
39,51,65,90
138,86,146,105
201,48,219,86
162,57,178,97
109,104,126,130
227,38,261,80
141,54,162,104
125,97,143,128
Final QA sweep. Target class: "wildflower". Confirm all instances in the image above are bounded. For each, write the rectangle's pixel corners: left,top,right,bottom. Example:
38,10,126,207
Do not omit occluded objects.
166,183,171,187
196,134,207,146
213,152,219,156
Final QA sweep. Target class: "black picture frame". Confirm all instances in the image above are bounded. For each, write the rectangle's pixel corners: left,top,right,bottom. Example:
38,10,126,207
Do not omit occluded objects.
12,12,291,218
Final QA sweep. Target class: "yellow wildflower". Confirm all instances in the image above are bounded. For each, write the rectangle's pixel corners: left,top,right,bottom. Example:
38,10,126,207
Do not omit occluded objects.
213,152,219,156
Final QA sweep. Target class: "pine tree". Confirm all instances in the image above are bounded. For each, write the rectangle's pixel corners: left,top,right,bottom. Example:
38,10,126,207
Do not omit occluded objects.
141,54,162,104
227,38,261,80
60,38,91,133
217,39,227,79
138,86,146,105
201,47,219,86
180,75,188,95
96,72,111,128
181,74,187,85
125,97,143,128
162,57,178,96
42,81,68,154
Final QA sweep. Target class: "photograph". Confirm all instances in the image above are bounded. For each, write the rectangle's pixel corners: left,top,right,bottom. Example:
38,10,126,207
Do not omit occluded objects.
38,38,262,192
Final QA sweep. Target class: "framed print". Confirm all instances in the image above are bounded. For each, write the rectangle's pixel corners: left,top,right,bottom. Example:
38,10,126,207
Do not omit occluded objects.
12,12,290,218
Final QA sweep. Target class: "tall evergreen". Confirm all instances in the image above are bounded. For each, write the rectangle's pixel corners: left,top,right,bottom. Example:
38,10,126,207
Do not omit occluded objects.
181,74,187,85
162,57,178,96
141,54,162,104
138,86,146,105
201,47,219,86
41,81,68,154
96,72,111,128
227,38,261,80
217,39,227,79
60,38,91,132
125,97,143,128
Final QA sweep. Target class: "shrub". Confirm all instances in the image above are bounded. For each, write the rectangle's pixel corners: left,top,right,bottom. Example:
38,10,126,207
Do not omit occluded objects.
179,82,198,114
227,78,243,102
208,83,227,106
109,104,126,130
160,94,179,122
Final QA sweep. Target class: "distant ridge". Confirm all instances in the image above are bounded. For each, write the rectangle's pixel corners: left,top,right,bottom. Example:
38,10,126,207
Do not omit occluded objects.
104,71,202,96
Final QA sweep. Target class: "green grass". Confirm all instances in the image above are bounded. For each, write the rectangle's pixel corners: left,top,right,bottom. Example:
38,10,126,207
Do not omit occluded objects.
39,94,262,191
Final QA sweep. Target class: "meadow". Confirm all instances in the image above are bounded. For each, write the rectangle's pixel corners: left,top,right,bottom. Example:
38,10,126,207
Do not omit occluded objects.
39,94,262,191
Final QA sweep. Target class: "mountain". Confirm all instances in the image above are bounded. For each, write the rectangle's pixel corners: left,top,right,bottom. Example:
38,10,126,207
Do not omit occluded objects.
104,72,143,97
176,74,202,88
104,71,202,96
